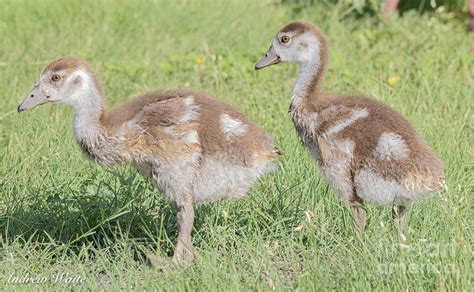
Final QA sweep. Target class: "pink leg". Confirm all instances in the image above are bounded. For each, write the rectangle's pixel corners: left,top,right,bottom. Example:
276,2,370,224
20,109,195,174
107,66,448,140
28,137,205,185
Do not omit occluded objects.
172,200,195,266
146,199,195,269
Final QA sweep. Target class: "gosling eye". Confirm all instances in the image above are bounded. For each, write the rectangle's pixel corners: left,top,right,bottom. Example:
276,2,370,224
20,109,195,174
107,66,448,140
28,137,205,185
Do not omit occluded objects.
281,35,290,43
51,74,61,82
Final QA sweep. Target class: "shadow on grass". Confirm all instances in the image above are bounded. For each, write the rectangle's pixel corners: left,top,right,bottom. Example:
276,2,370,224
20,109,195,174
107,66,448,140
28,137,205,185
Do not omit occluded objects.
0,168,181,264
0,167,307,266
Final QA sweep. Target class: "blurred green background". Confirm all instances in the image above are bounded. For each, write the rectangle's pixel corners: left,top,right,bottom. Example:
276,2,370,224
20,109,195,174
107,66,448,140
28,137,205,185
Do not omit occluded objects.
283,0,469,15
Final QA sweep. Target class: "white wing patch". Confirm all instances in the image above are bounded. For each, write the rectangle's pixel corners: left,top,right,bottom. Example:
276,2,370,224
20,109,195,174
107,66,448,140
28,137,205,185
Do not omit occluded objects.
164,126,199,145
181,131,199,144
325,108,368,136
182,96,194,106
220,114,247,138
177,97,200,123
375,132,409,160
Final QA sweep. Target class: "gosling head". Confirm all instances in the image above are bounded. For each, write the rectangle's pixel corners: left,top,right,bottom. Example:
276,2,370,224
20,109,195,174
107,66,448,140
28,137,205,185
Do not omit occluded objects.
255,21,327,70
18,57,102,112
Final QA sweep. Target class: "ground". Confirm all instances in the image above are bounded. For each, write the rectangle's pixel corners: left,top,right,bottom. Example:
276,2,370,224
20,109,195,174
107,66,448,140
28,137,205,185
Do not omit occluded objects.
0,0,472,290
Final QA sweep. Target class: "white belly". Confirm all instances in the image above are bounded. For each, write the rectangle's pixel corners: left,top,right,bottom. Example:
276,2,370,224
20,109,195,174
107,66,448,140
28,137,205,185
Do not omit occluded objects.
354,168,439,206
192,156,275,204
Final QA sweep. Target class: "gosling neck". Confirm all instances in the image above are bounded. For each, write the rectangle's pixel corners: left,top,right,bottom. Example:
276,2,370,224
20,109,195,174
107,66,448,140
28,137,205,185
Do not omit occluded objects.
71,86,106,147
291,32,328,105
292,59,326,104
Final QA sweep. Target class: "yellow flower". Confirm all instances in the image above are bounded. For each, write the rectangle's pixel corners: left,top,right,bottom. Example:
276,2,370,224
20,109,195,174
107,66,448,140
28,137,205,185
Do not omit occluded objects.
387,76,400,87
195,57,204,65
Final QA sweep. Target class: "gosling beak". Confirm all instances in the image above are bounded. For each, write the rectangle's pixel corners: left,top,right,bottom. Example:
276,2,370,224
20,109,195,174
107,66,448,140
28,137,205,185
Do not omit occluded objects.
17,85,49,113
255,45,280,70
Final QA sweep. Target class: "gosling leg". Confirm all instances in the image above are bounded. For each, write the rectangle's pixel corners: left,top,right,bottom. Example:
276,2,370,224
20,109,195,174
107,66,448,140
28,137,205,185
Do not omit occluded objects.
172,199,195,266
350,199,366,233
392,205,407,240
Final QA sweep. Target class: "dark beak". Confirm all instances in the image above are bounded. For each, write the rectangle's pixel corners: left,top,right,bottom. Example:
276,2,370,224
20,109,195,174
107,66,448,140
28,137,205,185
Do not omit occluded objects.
255,45,280,70
18,85,49,112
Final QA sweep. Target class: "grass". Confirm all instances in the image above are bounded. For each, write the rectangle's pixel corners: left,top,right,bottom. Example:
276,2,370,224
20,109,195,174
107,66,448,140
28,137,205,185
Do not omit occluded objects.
0,0,472,290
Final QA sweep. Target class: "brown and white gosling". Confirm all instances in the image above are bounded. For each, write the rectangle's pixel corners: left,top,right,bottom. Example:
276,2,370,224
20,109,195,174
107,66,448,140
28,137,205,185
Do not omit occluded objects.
255,22,445,235
18,57,281,265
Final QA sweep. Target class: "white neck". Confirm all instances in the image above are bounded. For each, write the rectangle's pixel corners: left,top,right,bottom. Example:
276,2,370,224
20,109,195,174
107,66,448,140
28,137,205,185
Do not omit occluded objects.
289,32,322,101
291,60,320,109
72,87,104,146
293,61,319,98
